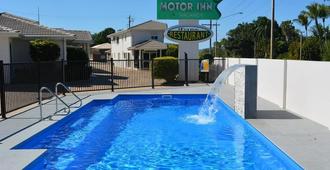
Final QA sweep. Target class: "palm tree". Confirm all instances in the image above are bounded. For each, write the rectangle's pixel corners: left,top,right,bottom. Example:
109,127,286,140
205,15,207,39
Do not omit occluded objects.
280,20,297,42
306,3,320,28
319,4,330,28
253,17,272,58
295,11,311,37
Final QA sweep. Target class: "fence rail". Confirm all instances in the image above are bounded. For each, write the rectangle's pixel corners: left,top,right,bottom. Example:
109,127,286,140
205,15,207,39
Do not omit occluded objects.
0,58,226,117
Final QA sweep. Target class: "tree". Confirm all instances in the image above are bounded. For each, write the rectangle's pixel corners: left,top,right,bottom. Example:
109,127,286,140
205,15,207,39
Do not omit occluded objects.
302,38,322,61
280,20,299,42
306,3,321,28
295,11,311,37
92,28,115,45
165,44,178,58
253,17,281,58
223,23,255,58
319,4,330,28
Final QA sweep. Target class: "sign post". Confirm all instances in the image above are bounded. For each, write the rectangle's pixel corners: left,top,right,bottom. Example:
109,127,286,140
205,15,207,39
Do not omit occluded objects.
157,0,222,81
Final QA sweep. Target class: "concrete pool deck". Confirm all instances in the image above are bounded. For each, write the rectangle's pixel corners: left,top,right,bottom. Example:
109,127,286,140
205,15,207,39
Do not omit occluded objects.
0,84,330,169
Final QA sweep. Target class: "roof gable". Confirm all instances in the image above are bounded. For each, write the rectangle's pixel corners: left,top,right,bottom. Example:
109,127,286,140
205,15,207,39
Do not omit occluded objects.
57,29,93,42
128,40,167,50
108,20,167,37
130,20,167,31
0,12,74,38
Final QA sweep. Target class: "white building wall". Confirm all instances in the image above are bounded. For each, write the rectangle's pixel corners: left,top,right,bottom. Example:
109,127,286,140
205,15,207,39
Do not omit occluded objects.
131,30,164,46
54,39,66,61
0,36,11,63
111,33,132,61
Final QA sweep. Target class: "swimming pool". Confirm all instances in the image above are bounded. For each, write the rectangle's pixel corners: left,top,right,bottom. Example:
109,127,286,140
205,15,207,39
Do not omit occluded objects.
14,94,302,169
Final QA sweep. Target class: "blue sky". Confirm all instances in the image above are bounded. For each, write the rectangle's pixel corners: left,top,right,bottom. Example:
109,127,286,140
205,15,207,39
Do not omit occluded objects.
0,0,328,48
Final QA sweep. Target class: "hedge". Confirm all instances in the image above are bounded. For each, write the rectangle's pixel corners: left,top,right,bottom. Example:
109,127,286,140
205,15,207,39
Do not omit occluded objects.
153,56,178,82
30,39,60,61
67,47,89,62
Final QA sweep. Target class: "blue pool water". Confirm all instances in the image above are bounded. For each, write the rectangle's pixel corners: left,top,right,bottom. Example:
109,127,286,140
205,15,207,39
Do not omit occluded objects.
14,94,302,169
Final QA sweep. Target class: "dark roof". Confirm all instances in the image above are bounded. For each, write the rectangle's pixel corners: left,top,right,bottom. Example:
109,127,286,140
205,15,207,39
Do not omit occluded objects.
0,12,74,38
57,29,93,43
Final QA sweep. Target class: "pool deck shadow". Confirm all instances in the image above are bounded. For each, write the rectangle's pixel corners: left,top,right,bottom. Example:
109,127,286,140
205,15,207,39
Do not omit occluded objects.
253,110,302,119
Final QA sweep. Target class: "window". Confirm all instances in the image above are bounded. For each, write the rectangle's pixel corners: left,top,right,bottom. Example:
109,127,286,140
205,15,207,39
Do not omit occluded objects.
151,36,158,40
118,53,121,59
116,37,119,44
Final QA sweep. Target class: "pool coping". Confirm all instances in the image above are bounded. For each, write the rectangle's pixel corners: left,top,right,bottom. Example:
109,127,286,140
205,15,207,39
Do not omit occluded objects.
1,85,330,169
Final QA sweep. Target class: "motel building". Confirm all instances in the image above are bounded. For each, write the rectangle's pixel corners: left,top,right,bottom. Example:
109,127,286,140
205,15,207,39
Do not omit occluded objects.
107,20,168,69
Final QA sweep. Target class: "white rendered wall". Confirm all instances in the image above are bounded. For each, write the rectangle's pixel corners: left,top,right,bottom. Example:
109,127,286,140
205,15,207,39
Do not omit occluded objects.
0,36,11,63
226,58,240,85
286,60,330,128
223,58,330,129
257,59,285,107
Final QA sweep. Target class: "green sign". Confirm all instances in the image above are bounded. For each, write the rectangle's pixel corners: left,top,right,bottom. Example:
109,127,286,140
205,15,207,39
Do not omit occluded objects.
157,0,222,20
165,25,213,43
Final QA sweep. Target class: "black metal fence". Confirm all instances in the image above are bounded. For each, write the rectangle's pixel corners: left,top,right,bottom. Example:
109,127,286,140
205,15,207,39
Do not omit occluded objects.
0,58,226,118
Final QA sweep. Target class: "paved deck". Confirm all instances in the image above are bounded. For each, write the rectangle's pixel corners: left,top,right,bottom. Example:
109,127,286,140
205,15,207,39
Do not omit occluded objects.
0,84,330,169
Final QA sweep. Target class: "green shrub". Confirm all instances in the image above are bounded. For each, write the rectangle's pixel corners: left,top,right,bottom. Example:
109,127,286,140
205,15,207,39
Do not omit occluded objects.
277,52,289,59
67,47,89,62
322,41,330,61
153,56,178,82
302,38,322,61
199,53,214,64
287,41,300,60
30,39,60,61
66,48,91,81
165,44,178,58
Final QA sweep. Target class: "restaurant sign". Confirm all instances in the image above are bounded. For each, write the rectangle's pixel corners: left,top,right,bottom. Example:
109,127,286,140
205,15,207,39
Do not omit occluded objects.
157,0,222,20
165,25,213,43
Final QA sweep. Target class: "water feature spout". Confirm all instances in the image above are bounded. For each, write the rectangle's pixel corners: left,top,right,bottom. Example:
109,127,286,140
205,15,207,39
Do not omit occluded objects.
185,64,247,124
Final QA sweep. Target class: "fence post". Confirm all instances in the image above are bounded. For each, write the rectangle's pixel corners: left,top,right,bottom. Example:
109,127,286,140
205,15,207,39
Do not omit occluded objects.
151,59,155,89
38,60,41,91
0,61,6,119
61,59,65,83
110,58,114,92
184,53,189,86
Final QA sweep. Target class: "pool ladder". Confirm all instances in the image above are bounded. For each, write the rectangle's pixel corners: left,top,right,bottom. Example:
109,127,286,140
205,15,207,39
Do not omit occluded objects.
39,82,83,120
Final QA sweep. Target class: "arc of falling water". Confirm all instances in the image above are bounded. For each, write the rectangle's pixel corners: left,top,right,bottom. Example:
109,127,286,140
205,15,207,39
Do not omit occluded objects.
186,64,247,124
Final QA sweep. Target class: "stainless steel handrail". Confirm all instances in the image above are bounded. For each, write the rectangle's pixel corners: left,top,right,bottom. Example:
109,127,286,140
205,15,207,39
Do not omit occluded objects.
55,82,82,112
39,87,70,120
